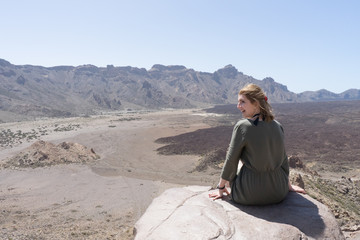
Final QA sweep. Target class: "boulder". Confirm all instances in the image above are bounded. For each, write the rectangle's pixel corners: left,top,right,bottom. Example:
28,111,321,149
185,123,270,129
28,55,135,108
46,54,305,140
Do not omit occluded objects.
134,186,344,240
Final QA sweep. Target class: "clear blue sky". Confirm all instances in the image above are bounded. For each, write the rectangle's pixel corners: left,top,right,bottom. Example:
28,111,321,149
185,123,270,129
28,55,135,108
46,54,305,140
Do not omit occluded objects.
1,0,359,93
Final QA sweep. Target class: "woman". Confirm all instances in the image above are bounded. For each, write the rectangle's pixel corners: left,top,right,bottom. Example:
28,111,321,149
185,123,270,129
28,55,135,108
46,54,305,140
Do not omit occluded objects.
209,84,305,205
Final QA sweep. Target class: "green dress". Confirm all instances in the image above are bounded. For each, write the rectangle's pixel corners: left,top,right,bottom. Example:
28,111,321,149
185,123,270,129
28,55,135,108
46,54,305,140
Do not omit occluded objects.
220,118,289,205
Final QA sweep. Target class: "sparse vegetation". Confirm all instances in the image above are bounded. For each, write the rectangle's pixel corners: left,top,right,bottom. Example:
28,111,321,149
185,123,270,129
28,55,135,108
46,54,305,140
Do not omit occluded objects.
113,117,141,122
0,124,81,149
303,174,360,232
54,124,80,132
0,128,47,148
107,117,142,128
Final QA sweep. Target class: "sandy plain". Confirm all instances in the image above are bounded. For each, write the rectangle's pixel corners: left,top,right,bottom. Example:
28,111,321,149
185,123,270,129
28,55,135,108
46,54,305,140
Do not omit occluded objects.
2,105,360,239
0,109,220,239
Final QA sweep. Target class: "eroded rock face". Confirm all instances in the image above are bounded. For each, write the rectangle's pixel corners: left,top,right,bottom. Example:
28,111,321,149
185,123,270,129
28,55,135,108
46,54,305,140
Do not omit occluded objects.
134,186,344,240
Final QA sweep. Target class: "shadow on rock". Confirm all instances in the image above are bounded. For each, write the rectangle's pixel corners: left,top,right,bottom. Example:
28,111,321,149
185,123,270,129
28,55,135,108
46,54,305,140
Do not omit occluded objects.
231,192,325,239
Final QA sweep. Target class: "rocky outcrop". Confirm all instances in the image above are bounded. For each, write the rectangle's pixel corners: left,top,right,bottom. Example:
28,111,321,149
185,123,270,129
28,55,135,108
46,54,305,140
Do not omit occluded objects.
134,186,344,240
1,140,100,168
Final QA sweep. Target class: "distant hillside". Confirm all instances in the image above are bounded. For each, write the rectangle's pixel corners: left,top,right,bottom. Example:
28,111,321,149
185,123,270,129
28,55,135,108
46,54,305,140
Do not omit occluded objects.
1,58,359,121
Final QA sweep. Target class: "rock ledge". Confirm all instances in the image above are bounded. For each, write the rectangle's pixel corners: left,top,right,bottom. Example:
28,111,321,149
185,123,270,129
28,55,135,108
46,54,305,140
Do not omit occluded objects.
134,186,344,240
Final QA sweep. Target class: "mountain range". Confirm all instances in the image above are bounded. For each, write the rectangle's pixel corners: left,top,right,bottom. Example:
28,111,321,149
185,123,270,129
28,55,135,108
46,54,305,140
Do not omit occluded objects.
1,58,359,121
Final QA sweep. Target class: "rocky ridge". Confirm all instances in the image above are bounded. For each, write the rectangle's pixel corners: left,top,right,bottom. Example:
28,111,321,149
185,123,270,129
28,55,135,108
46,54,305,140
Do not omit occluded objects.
1,58,359,122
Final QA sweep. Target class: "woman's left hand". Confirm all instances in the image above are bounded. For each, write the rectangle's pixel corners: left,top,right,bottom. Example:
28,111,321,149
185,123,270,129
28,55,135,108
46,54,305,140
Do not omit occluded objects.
289,184,306,194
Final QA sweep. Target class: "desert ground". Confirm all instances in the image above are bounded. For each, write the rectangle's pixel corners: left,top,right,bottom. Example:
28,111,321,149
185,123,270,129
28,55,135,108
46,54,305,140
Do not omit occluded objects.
0,109,222,239
1,103,360,239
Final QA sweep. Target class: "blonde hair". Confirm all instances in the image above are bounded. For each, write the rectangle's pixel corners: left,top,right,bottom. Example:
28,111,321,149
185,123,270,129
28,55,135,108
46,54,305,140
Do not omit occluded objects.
239,84,274,122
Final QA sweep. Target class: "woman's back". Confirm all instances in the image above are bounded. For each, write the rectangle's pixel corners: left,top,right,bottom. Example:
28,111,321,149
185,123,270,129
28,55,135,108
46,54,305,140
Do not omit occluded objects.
239,119,286,172
221,119,290,205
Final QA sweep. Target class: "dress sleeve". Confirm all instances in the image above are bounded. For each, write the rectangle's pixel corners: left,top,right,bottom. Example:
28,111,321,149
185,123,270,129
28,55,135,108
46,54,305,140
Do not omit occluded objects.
220,122,246,182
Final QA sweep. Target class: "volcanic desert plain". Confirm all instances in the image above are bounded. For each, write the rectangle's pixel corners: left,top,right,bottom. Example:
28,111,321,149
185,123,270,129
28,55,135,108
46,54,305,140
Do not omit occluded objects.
0,100,360,239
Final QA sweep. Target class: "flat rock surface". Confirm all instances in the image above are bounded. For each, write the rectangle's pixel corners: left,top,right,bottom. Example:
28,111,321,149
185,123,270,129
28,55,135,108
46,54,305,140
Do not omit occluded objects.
134,186,345,240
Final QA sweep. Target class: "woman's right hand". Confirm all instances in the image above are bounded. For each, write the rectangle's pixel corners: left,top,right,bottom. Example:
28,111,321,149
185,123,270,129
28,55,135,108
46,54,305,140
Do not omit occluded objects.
209,179,230,200
208,187,230,201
